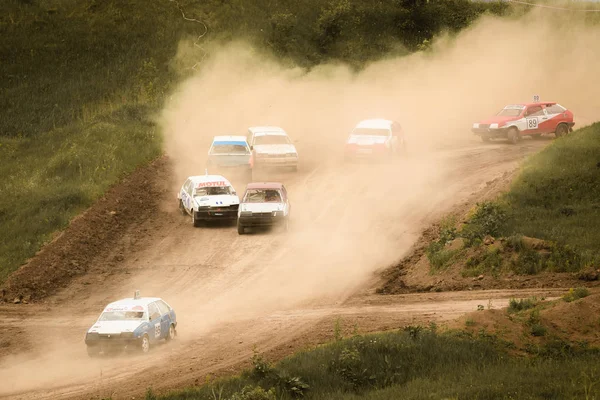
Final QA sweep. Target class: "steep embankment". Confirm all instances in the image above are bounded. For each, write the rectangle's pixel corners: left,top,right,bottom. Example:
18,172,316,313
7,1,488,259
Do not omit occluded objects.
380,122,600,294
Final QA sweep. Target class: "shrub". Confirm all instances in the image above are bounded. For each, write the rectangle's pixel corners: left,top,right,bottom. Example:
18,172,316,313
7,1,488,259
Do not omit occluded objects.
463,247,502,277
511,247,544,275
461,202,507,244
563,287,590,303
507,297,538,313
229,386,276,400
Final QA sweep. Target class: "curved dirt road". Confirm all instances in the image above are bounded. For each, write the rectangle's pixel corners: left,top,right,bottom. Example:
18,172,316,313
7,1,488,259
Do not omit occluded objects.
0,137,553,399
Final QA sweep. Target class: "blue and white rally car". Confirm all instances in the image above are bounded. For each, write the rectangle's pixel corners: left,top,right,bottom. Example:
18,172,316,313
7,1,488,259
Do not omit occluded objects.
85,291,177,356
206,135,253,181
178,174,240,226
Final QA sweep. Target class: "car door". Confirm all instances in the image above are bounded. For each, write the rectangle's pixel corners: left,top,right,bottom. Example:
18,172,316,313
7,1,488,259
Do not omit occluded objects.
523,105,544,135
542,104,568,133
148,302,162,342
155,300,171,339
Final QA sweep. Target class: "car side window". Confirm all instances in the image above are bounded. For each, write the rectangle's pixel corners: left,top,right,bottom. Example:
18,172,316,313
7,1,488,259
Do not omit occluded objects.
526,106,544,117
545,104,566,114
184,180,193,194
148,303,161,321
156,300,170,315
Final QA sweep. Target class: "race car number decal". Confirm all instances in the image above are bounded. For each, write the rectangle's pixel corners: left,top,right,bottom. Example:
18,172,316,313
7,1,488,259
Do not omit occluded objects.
154,323,161,339
197,181,227,188
526,118,538,130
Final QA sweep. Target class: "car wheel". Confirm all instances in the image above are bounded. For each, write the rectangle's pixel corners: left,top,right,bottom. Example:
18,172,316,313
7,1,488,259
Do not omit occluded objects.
507,127,520,145
237,223,245,235
140,334,150,354
555,123,568,138
87,346,100,358
166,324,176,341
192,211,201,227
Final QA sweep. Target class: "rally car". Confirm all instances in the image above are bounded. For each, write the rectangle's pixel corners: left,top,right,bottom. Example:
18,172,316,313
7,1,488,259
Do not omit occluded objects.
344,119,406,160
85,291,177,356
206,135,253,180
177,174,240,227
237,182,291,234
472,102,575,144
246,126,299,171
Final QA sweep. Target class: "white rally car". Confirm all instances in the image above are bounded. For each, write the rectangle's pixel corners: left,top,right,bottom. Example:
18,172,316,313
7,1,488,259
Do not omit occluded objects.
177,174,240,227
344,119,406,160
237,182,291,234
84,291,177,356
247,126,299,171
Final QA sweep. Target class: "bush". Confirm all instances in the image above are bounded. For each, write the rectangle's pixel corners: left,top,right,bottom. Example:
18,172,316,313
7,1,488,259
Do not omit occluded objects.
563,287,590,303
462,247,502,277
511,247,544,275
507,297,538,313
461,202,507,244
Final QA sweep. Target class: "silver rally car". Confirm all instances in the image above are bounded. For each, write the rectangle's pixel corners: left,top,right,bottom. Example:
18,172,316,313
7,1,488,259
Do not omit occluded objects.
237,182,291,234
247,126,299,171
178,174,240,226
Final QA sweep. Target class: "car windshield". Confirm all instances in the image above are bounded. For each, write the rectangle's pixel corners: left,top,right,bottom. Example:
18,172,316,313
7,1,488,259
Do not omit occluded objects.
254,135,291,145
210,144,249,154
244,189,282,203
497,108,523,117
352,128,390,136
194,186,232,196
99,311,146,321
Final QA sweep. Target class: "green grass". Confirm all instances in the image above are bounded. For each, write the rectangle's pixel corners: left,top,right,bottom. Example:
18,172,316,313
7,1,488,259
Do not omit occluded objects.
563,287,591,303
458,124,600,275
508,297,539,313
155,328,600,400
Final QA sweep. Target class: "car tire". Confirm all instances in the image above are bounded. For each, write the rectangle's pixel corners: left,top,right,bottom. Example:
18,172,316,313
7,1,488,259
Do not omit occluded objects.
507,127,520,145
555,123,568,138
237,223,245,235
87,346,100,358
192,212,201,227
140,334,150,354
166,324,176,342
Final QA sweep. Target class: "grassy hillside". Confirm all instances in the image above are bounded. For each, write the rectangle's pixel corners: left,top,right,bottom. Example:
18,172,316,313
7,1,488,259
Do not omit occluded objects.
424,124,600,279
0,0,510,283
153,323,600,400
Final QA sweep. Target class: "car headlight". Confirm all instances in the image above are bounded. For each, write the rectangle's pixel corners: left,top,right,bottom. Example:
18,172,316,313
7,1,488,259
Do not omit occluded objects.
489,123,498,129
473,123,479,128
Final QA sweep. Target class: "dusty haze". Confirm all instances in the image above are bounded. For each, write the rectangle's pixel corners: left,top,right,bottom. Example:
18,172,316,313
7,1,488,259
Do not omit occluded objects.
2,8,600,397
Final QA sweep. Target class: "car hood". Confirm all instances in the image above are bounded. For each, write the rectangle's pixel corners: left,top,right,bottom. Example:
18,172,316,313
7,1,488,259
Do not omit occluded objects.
253,144,297,155
208,153,251,167
195,194,240,207
87,320,144,334
475,115,519,125
346,135,388,145
241,202,284,213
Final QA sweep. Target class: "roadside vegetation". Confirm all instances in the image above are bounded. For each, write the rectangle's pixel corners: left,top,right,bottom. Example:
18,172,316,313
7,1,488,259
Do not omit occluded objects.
425,122,600,278
0,0,510,283
153,322,600,400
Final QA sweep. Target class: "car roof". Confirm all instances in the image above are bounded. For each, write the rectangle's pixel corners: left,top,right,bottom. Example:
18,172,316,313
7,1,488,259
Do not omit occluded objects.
104,297,162,310
248,126,286,135
355,119,394,129
246,182,284,190
505,102,557,108
188,175,232,185
212,135,248,143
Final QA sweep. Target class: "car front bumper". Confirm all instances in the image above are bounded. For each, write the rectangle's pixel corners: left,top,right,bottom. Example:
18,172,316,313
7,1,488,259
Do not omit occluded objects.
85,333,141,350
472,126,509,138
195,207,239,220
254,156,298,168
238,213,286,227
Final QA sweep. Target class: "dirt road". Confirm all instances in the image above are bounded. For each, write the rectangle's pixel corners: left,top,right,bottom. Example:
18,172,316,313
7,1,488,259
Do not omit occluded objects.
0,137,553,399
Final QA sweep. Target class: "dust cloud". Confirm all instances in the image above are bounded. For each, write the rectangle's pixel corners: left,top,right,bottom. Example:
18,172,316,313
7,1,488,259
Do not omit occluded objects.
2,9,600,398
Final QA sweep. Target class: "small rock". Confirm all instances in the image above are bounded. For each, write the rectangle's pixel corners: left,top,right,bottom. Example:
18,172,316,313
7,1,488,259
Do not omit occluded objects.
477,274,484,280
445,237,465,251
109,211,118,215
483,235,495,245
13,297,21,304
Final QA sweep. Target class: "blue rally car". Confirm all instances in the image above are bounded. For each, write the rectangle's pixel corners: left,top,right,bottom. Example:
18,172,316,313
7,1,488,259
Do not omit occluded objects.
85,291,177,356
206,135,253,181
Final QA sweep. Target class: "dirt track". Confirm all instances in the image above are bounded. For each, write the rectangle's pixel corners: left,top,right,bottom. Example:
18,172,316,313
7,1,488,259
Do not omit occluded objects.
0,137,556,399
